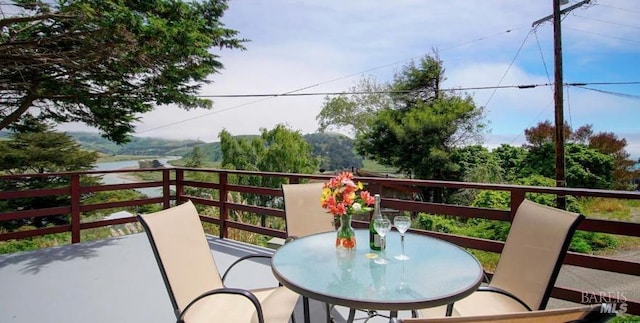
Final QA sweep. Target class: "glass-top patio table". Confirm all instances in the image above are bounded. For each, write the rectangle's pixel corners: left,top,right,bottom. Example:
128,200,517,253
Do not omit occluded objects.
271,229,484,322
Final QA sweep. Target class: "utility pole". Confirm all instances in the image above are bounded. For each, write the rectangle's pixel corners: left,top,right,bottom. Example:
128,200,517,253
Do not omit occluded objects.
532,0,591,210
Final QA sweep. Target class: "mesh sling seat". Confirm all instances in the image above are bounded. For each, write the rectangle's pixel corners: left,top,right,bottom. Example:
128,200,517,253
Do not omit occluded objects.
282,183,336,323
138,200,299,323
418,199,584,318
393,304,613,323
282,182,335,241
282,182,389,323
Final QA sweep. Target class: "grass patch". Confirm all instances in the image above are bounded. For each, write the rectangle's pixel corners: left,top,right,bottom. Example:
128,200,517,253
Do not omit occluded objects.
579,198,633,221
361,159,399,174
468,249,500,272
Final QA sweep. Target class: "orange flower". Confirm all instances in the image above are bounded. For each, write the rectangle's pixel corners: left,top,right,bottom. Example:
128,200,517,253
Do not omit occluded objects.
320,171,375,217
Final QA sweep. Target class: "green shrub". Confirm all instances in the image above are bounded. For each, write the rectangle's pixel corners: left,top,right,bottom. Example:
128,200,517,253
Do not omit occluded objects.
570,231,618,253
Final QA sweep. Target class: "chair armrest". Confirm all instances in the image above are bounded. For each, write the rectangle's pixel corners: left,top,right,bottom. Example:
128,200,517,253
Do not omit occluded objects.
482,270,491,283
221,254,273,282
476,286,533,311
178,287,265,323
285,236,298,243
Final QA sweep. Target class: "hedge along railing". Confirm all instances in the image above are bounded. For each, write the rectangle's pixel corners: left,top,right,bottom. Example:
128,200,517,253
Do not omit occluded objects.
1,167,639,314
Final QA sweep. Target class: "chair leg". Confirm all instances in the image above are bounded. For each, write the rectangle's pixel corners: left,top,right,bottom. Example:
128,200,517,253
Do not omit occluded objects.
325,303,333,323
303,296,311,323
446,303,454,316
347,308,356,323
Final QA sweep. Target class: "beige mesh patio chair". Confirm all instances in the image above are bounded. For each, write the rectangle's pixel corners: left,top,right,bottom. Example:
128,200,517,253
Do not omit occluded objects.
138,200,299,323
282,182,335,323
394,304,612,323
418,199,584,318
282,182,386,323
282,182,335,241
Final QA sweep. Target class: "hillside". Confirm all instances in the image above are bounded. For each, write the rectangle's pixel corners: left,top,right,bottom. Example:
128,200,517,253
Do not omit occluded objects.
1,130,367,171
65,132,205,156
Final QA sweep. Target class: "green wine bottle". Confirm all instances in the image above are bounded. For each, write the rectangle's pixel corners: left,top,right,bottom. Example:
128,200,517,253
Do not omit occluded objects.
369,194,382,251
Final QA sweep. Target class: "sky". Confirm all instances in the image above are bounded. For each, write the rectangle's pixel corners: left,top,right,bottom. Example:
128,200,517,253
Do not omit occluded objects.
57,0,640,158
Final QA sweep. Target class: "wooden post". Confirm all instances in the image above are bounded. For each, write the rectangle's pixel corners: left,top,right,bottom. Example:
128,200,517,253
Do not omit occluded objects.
219,172,228,239
70,174,81,243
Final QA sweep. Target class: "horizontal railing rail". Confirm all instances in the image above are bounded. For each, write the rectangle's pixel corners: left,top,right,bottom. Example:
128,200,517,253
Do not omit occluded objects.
1,167,639,314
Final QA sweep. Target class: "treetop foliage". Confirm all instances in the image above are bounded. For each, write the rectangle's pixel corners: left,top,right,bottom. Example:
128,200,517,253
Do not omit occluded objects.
354,53,486,182
524,121,635,190
0,120,98,175
0,0,245,143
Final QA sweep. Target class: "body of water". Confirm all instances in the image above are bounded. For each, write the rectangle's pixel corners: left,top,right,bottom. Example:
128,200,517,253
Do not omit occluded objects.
94,157,179,197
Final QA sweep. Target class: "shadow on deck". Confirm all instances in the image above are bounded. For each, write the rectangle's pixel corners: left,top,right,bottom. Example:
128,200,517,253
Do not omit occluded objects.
0,234,403,323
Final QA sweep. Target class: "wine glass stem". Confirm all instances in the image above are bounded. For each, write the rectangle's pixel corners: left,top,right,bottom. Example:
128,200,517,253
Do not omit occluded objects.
401,234,405,257
381,237,386,259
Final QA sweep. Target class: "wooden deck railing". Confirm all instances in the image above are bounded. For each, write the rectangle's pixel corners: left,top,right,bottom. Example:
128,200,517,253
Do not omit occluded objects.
1,167,639,315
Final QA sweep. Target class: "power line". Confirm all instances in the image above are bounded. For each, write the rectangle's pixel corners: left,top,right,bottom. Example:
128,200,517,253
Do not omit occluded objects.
483,30,533,109
595,3,640,15
193,81,638,98
564,26,640,43
138,26,529,134
571,13,640,30
534,30,553,84
574,85,640,100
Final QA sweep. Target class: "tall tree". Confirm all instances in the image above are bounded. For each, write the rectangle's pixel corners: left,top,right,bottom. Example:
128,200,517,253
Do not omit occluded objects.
589,132,636,190
316,76,391,136
185,146,206,168
524,121,635,190
520,143,613,189
0,120,99,228
491,144,528,182
220,124,318,197
219,125,318,227
354,54,486,201
304,133,363,172
0,0,245,143
523,120,571,148
0,127,98,175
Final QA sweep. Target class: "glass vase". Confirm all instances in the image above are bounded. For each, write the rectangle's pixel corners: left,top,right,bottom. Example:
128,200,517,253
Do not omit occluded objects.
335,214,356,250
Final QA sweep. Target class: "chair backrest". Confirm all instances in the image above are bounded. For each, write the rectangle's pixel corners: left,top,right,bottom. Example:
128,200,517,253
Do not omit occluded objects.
490,199,584,310
282,182,334,238
396,304,610,323
137,200,223,317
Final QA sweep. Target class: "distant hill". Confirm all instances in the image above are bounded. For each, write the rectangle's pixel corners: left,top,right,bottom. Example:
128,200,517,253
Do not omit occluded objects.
1,130,364,169
65,132,205,157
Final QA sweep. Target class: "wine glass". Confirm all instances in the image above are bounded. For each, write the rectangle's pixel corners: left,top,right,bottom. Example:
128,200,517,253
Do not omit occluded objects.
373,218,391,264
393,216,411,260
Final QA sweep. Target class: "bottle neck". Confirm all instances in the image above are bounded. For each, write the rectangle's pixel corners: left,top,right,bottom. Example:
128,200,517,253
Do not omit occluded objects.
373,195,382,220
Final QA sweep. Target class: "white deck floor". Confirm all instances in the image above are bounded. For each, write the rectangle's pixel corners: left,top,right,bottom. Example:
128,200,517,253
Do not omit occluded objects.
0,233,412,323
1,232,637,322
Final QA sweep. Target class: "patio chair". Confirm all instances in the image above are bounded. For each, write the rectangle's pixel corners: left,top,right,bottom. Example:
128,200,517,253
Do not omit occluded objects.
393,304,612,323
282,182,335,241
138,200,299,323
418,199,584,318
282,182,388,323
282,182,336,323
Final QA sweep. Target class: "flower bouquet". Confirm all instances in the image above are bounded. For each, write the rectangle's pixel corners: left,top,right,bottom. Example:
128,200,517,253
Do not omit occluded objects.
320,172,375,250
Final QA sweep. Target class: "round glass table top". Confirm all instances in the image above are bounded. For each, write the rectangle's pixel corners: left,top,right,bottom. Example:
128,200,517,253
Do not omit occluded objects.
271,229,483,311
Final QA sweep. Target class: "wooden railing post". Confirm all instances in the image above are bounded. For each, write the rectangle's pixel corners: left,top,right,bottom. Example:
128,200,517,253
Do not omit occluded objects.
510,190,526,222
219,172,228,239
163,168,172,208
70,174,81,243
174,169,184,207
